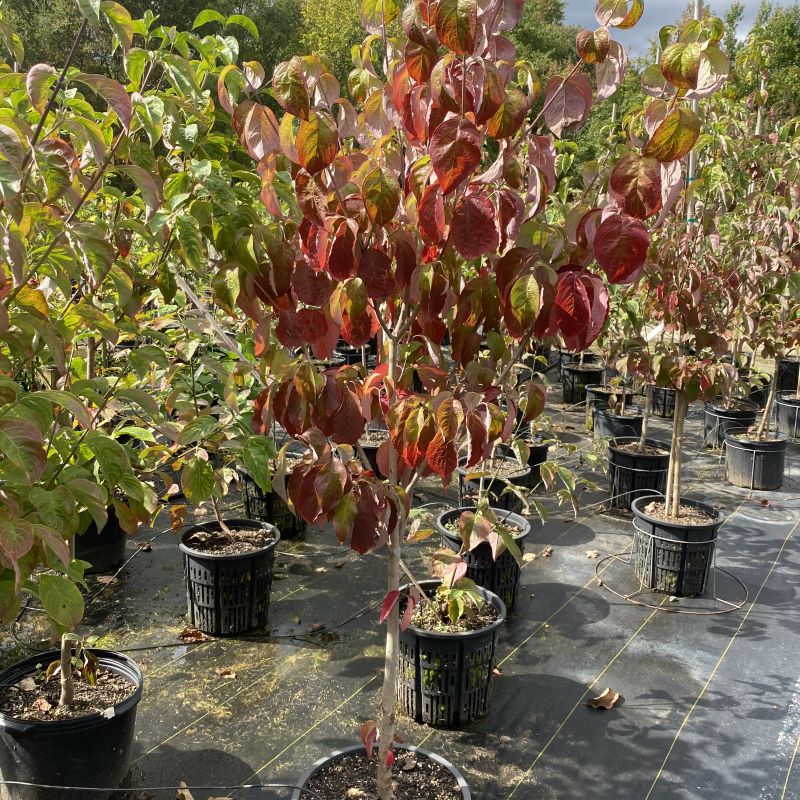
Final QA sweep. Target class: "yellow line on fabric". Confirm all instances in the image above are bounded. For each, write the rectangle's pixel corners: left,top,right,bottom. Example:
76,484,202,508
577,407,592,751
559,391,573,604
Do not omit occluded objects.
505,600,666,799
643,517,800,800
781,730,800,800
244,674,380,781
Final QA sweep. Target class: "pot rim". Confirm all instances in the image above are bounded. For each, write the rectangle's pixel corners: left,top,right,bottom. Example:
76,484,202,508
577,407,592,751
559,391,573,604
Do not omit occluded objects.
631,495,721,529
722,428,790,448
705,397,758,413
291,743,472,800
593,406,645,421
563,362,605,372
0,649,143,734
179,517,281,560
608,437,671,457
436,506,531,543
456,456,532,481
399,579,507,640
776,391,800,405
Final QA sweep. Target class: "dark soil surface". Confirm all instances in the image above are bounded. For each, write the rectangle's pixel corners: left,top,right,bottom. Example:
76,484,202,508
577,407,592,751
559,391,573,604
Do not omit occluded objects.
639,501,716,526
0,667,135,721
303,749,463,799
588,386,633,396
409,596,499,633
564,363,604,372
614,442,669,456
463,458,528,479
708,399,757,412
183,526,277,555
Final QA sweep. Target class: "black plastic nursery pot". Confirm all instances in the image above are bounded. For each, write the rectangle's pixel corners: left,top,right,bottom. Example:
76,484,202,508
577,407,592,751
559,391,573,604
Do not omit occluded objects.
291,743,471,799
723,428,788,491
522,437,552,488
75,506,126,575
737,368,771,409
436,507,531,611
703,398,758,449
242,473,306,539
651,385,676,418
456,457,532,514
358,430,390,478
179,518,280,636
607,438,670,511
397,580,506,727
592,406,644,440
562,362,605,407
0,650,142,800
585,384,635,412
631,497,721,598
776,391,800,439
778,356,800,392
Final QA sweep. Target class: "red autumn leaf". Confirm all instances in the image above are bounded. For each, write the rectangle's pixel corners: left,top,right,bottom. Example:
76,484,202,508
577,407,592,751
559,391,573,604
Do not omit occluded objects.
432,0,478,55
451,191,499,260
314,461,347,514
487,87,528,139
293,261,334,306
418,183,446,245
543,73,592,138
609,154,662,220
429,115,481,195
359,249,395,301
554,270,591,337
643,107,701,163
350,490,380,554
400,590,418,631
379,589,401,623
562,272,609,351
596,41,627,101
360,720,378,757
426,431,458,481
406,41,438,83
576,27,610,64
297,110,339,174
594,213,650,283
331,388,365,445
328,225,357,280
275,307,304,348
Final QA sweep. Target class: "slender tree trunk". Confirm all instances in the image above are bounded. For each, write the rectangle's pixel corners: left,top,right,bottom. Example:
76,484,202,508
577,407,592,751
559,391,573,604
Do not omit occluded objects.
637,383,653,453
665,389,686,518
756,356,781,439
58,635,74,707
376,335,400,800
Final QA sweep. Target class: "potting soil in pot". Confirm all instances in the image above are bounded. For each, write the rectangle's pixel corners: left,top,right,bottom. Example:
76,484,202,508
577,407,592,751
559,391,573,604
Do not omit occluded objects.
0,669,136,722
638,501,715,525
466,458,528,479
303,749,463,800
183,526,276,555
409,595,500,633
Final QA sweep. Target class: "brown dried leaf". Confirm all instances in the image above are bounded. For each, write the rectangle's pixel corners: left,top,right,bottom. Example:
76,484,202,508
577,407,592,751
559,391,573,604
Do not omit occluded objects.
215,668,236,680
586,549,600,559
542,546,553,557
176,784,194,800
169,504,188,531
587,687,620,709
17,677,36,692
308,623,325,633
32,697,52,713
760,499,770,507
95,575,117,585
178,626,209,644
522,553,537,563
136,541,153,552
493,667,504,676
401,757,418,772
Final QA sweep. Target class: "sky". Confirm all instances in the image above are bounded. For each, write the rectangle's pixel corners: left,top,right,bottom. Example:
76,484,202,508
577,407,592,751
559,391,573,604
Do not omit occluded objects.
564,0,762,55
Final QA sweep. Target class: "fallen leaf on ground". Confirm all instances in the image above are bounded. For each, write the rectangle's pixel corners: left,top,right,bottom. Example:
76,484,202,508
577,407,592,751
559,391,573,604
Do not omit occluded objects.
292,616,301,625
17,677,36,691
522,553,537,563
95,575,117,585
586,550,600,559
334,560,346,568
308,623,325,633
136,541,152,551
542,546,553,557
215,668,236,680
493,667,504,676
760,499,770,507
176,784,194,800
178,626,208,643
587,688,620,709
33,697,51,713
315,566,327,573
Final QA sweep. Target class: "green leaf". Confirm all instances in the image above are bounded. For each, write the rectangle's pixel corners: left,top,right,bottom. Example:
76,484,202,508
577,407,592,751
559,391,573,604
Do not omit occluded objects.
67,478,108,531
643,107,701,163
0,19,24,64
182,457,215,503
363,167,400,226
360,0,401,35
212,266,240,316
116,165,163,217
39,574,84,629
243,436,276,493
76,0,102,27
35,390,93,429
226,14,259,39
175,214,205,271
178,415,219,446
509,273,541,328
117,387,161,417
26,64,57,113
0,419,46,483
85,431,129,486
192,9,226,29
100,1,133,51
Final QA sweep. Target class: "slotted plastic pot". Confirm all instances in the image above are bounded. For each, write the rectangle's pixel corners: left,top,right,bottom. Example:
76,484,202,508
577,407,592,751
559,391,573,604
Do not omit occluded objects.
778,357,800,392
776,391,800,439
0,649,142,800
562,362,605,407
75,506,126,575
723,428,788,491
456,457,531,514
291,744,471,799
180,518,280,636
631,497,721,598
397,580,506,727
651,385,676,418
703,398,758,449
436,506,530,612
607,438,670,511
241,474,306,539
593,406,644,440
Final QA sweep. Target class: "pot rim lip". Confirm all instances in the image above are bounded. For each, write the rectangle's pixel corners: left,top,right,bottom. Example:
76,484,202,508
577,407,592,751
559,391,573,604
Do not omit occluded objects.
608,437,671,456
436,506,531,541
705,398,758,413
563,362,605,371
593,406,645,420
776,391,800,404
456,456,532,480
179,517,281,560
291,743,472,800
0,649,143,732
630,495,721,528
585,384,634,394
722,428,790,446
398,579,508,639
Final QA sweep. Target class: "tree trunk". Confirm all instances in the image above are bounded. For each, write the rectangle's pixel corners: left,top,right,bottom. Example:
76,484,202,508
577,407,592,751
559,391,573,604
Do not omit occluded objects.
637,383,653,453
58,635,74,707
755,356,781,439
376,335,400,800
664,389,686,519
